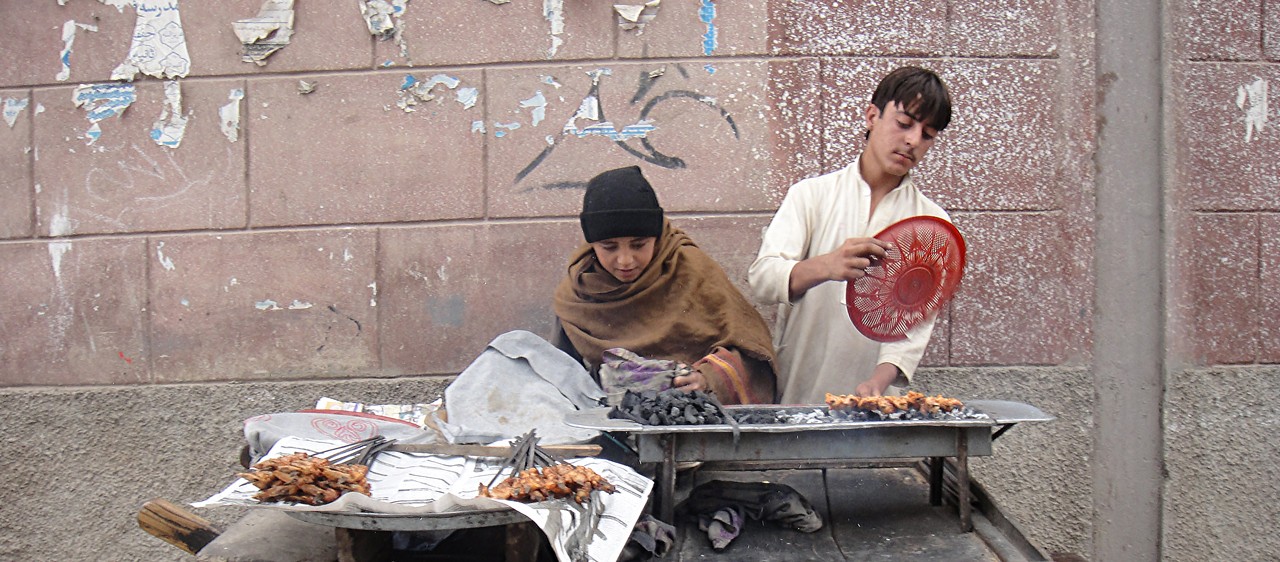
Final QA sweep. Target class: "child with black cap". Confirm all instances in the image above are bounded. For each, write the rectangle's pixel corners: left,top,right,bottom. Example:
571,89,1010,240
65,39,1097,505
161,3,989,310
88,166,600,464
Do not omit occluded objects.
552,166,778,405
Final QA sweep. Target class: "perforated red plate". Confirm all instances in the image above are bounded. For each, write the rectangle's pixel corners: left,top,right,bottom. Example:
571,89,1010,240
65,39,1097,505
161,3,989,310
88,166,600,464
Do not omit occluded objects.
846,216,966,342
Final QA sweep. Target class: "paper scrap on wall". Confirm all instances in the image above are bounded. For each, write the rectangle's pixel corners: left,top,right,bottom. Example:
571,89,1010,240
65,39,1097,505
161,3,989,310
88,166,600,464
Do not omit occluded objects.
397,73,473,112
57,20,99,82
220,89,244,142
544,0,564,58
456,87,478,109
361,0,410,59
150,80,188,148
72,83,136,144
520,91,547,127
233,0,295,65
3,98,29,129
1236,78,1268,143
614,1,660,32
111,0,192,81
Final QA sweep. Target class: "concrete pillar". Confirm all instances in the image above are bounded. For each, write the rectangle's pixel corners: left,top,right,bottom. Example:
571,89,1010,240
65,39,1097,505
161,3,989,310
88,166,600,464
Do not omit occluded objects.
1093,0,1164,559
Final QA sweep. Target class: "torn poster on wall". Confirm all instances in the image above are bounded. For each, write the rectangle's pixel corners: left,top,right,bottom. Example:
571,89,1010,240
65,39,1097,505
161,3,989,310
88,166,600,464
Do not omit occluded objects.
544,0,564,58
72,83,136,144
234,0,295,65
57,20,99,82
150,80,188,148
520,91,548,127
615,1,660,32
220,88,244,142
3,98,28,129
361,0,410,60
112,0,192,81
396,73,478,112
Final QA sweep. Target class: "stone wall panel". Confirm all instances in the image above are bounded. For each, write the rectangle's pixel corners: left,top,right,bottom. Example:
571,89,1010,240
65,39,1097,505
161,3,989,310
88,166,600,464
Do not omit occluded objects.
32,79,248,236
375,0,615,67
949,212,1072,366
617,0,768,58
246,72,485,227
1188,213,1260,364
379,222,579,374
148,229,380,382
486,62,784,219
1176,63,1280,211
1174,0,1264,61
0,87,33,239
0,238,147,385
823,58,1063,212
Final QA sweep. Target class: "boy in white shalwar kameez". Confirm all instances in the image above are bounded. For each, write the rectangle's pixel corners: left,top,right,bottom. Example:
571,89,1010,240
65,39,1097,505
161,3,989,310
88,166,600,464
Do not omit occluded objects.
749,66,955,405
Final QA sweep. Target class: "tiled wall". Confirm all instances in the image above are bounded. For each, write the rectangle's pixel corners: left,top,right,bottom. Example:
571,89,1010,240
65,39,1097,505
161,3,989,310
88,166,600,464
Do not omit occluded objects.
0,1,1096,387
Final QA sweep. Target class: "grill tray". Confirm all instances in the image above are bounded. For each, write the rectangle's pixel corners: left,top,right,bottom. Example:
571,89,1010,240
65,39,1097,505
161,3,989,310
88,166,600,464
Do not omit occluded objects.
566,400,1058,436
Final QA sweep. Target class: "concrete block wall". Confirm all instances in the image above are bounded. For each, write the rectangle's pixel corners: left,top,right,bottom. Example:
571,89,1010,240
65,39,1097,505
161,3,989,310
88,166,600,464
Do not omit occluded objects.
0,0,1114,559
1164,1,1280,561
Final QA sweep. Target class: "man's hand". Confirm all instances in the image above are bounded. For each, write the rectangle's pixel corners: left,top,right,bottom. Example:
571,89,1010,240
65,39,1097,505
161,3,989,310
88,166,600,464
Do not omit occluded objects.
855,363,902,397
672,366,707,392
788,237,890,300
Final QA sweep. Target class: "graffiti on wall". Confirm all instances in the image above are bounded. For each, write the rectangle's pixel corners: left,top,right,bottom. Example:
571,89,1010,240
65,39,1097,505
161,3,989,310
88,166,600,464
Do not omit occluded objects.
515,64,740,190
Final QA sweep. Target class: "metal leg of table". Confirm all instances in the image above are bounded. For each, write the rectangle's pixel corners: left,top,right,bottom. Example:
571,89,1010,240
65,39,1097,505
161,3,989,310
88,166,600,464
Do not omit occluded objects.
929,456,944,506
657,434,677,524
957,431,972,532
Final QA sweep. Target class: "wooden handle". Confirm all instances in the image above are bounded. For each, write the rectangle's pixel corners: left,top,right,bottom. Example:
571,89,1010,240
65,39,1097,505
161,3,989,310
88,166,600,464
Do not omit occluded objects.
137,498,222,555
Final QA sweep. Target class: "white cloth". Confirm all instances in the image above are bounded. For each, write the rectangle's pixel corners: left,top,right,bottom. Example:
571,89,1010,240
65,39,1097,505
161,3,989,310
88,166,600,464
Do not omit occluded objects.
748,156,949,404
439,330,606,445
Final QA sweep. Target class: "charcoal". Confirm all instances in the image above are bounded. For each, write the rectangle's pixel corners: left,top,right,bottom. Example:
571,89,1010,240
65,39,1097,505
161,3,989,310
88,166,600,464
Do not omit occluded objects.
609,388,733,427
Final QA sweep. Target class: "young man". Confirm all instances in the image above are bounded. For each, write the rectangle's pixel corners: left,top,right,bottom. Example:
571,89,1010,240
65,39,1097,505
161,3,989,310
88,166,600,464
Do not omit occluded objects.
748,66,953,404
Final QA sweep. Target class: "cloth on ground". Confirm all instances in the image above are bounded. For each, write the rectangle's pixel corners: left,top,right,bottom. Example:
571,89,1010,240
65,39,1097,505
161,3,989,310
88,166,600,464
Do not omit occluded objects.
679,480,823,549
617,514,676,561
437,330,606,445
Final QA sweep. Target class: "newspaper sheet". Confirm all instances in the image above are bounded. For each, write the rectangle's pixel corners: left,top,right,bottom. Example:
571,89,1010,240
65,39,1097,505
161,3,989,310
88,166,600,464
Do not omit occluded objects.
195,435,651,562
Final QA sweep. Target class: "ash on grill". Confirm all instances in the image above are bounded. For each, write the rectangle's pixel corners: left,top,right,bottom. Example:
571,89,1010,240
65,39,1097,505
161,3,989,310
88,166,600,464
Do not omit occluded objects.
826,392,990,422
608,388,731,425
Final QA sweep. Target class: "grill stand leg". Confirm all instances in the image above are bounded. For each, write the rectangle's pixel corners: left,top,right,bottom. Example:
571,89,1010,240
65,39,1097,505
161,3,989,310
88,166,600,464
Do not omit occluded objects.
957,431,972,532
657,434,677,524
928,457,944,506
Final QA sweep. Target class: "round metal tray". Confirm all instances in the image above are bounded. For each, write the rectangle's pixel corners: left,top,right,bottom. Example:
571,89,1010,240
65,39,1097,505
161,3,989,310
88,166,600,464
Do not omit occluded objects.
284,505,527,532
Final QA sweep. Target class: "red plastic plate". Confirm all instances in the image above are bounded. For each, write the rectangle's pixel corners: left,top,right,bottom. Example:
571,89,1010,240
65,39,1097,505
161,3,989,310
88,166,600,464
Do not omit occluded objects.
846,216,966,342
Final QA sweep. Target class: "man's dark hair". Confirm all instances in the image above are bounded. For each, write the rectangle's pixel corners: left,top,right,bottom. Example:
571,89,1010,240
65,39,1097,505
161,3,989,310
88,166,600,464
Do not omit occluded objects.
866,66,952,139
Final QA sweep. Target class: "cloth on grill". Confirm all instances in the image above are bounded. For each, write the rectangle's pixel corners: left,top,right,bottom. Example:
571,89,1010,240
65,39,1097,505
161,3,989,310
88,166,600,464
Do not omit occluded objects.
438,330,606,445
679,480,823,550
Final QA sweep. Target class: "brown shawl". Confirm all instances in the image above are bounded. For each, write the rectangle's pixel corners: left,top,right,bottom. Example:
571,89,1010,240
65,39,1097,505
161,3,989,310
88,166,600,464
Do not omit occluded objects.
553,220,778,403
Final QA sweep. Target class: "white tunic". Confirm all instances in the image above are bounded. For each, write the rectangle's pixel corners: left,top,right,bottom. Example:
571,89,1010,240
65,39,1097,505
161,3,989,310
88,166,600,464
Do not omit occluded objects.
749,156,950,404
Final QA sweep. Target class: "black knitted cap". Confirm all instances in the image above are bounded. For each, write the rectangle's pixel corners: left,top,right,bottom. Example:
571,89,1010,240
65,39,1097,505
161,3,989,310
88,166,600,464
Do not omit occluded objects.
579,166,664,243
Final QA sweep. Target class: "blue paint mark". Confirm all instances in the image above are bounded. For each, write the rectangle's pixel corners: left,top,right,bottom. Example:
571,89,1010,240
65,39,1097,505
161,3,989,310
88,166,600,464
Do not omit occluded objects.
150,128,161,140
62,52,71,66
400,74,417,90
704,64,716,75
699,0,717,56
495,130,506,138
